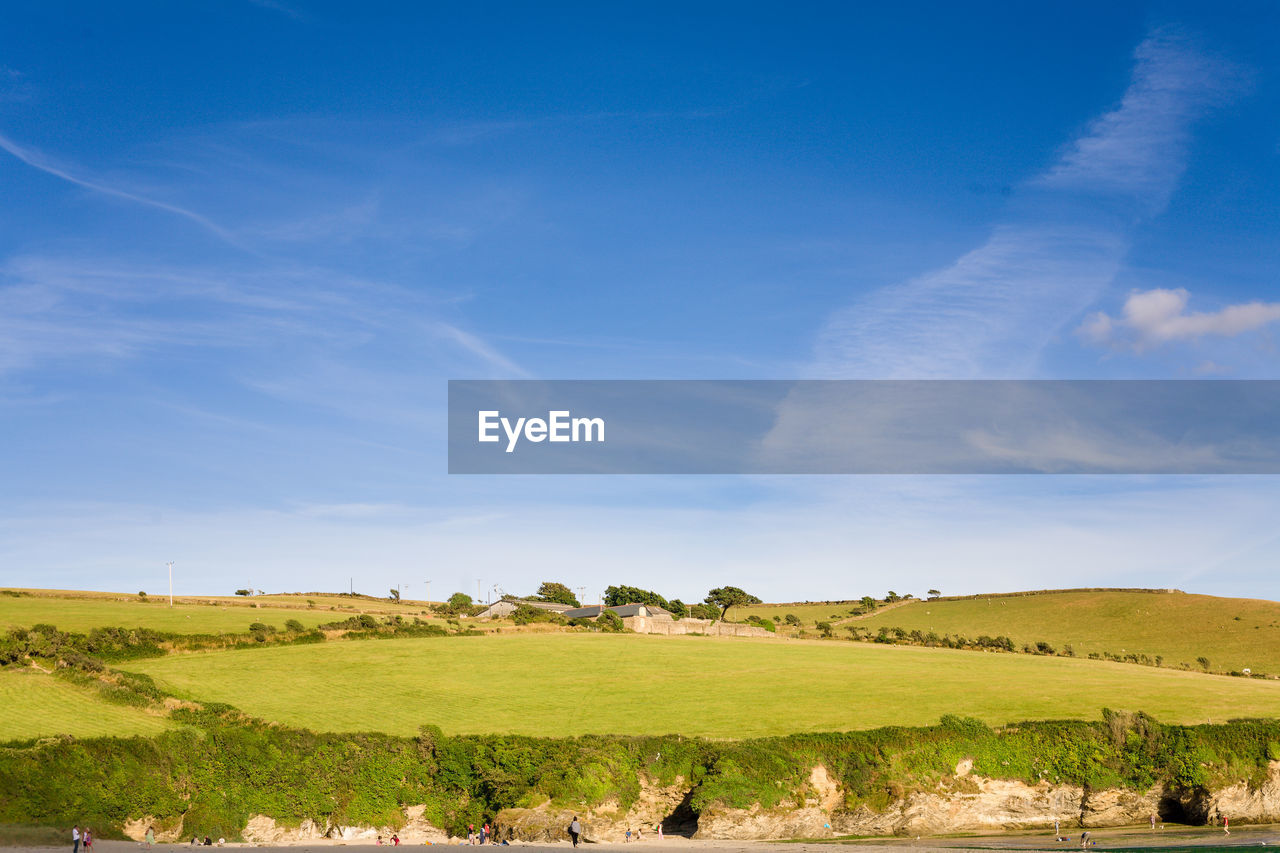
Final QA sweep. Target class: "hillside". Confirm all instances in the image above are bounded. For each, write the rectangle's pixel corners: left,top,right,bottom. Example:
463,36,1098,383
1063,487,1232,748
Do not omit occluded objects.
119,632,1280,739
0,669,176,741
0,588,443,635
848,590,1280,675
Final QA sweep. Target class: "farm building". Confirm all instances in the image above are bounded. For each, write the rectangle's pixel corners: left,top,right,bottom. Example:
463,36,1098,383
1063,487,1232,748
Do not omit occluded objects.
476,598,576,619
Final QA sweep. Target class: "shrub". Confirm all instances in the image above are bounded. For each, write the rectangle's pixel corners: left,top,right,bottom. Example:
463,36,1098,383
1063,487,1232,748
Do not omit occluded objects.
596,610,625,633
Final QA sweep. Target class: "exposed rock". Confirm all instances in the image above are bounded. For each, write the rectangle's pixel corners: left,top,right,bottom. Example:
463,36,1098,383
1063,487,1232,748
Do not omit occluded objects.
123,816,185,843
1081,787,1160,827
240,807,448,845
1207,761,1280,824
497,778,692,843
696,765,841,840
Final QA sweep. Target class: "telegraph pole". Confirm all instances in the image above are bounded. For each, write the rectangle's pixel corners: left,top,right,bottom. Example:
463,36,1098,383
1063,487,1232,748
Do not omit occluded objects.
167,561,174,607
424,580,431,605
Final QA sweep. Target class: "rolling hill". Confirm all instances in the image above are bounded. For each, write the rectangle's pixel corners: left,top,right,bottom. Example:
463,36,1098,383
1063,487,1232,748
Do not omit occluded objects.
119,631,1280,739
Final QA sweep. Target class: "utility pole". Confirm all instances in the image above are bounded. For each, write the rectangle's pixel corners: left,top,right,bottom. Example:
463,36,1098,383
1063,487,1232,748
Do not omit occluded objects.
575,586,586,607
166,561,174,607
424,580,431,605
476,579,482,604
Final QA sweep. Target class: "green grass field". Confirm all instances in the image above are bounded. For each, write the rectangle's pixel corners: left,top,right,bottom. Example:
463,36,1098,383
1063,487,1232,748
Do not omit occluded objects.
0,669,176,742
0,591,441,635
732,600,877,624
123,633,1280,739
845,591,1280,675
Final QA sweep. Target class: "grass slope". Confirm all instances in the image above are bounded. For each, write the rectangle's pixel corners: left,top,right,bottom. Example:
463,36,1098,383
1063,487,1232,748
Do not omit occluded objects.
0,591,439,635
124,633,1280,739
850,591,1280,674
0,670,175,742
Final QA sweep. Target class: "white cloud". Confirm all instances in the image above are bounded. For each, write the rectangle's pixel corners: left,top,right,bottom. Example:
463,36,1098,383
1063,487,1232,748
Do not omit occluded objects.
812,29,1235,379
1036,27,1237,213
1080,288,1280,350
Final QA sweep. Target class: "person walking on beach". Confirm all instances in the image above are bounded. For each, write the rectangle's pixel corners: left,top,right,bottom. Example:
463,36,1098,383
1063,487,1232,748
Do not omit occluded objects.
72,826,80,853
1150,814,1156,830
145,827,155,848
568,817,582,848
83,827,93,853
1223,815,1230,835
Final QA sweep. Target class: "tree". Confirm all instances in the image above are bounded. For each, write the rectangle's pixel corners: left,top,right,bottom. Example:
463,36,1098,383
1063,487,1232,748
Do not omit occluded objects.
235,589,252,596
448,592,473,609
389,588,400,601
704,586,762,620
860,596,877,610
604,585,671,610
885,590,901,603
927,589,941,599
668,599,689,619
535,582,580,607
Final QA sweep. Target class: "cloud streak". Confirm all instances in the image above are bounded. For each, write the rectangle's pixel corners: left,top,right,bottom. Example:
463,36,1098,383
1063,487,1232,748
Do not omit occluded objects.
0,131,243,247
813,28,1236,378
0,255,526,379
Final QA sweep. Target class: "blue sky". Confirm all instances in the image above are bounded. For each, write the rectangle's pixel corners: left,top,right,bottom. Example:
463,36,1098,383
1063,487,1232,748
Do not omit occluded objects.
2,2,1279,602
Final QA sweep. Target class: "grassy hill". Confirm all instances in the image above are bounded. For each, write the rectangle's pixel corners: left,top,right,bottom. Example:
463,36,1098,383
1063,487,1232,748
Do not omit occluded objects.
844,590,1280,675
0,589,441,635
118,632,1280,739
0,669,176,741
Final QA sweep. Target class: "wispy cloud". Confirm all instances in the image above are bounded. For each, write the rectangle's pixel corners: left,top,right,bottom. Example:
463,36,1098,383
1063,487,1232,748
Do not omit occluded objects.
431,321,530,377
812,28,1238,378
0,131,244,247
1079,288,1280,350
0,255,526,379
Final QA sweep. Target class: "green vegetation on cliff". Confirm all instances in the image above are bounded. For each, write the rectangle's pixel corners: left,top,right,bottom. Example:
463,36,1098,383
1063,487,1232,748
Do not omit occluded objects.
3,707,1279,841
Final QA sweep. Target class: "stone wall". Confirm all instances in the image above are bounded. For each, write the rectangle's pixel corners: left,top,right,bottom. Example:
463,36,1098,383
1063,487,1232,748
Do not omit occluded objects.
623,615,776,638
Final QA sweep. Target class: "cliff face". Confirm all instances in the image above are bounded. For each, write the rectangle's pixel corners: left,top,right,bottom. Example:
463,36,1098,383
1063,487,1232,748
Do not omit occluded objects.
693,762,1280,840
122,761,1280,844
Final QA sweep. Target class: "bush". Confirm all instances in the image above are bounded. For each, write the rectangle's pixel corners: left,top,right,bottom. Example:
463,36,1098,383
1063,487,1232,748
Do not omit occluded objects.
596,610,625,633
512,604,567,626
284,619,306,633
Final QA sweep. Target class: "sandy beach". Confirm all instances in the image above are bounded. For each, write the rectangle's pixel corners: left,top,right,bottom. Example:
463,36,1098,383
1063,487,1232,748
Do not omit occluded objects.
11,826,1280,853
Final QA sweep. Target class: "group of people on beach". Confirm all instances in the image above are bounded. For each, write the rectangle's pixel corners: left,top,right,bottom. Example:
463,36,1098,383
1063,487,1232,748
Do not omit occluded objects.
71,826,95,853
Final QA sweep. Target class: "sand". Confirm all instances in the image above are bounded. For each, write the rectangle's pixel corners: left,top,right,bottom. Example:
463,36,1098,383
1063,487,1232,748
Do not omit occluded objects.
10,826,1280,853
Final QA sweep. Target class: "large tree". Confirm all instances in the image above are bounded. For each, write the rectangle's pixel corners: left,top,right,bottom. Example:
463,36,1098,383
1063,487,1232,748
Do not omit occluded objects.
704,586,762,620
603,585,671,610
535,581,580,607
